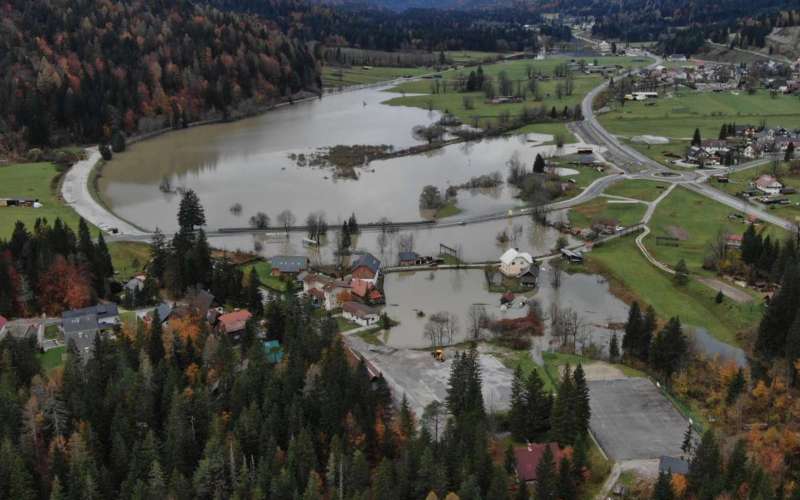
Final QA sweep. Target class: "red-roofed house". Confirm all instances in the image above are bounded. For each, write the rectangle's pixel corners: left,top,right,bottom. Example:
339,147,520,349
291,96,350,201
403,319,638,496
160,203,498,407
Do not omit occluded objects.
754,174,783,195
0,315,7,337
725,234,743,248
217,310,252,337
514,443,564,483
351,279,384,305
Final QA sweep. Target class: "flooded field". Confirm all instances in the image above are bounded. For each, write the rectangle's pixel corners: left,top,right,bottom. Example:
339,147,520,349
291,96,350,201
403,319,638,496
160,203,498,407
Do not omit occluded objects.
380,266,628,349
99,85,601,231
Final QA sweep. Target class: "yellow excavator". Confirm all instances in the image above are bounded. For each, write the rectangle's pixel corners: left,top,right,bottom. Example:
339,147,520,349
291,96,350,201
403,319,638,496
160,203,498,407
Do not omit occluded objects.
431,349,445,362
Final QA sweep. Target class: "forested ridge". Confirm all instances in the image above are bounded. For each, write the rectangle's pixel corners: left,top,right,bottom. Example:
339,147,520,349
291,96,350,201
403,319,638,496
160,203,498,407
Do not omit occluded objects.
0,0,320,151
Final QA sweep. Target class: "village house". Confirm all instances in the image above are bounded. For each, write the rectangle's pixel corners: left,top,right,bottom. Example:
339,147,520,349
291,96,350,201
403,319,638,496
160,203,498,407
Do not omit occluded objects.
216,309,252,338
303,273,352,311
592,218,621,235
62,314,99,361
269,255,309,277
499,248,534,278
146,302,173,325
753,174,783,196
398,251,420,266
514,443,564,484
63,303,120,329
725,234,743,249
351,279,383,305
351,253,381,283
342,301,380,327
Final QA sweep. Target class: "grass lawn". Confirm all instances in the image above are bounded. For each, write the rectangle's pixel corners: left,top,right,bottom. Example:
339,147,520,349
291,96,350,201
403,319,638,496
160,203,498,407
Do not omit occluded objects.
599,89,800,142
644,186,786,274
445,51,504,64
241,261,288,292
383,56,651,129
322,65,432,88
0,162,88,239
588,236,764,346
717,162,800,220
109,241,150,281
336,316,359,332
568,197,646,229
493,348,555,392
625,139,691,166
39,347,66,372
604,178,670,201
434,199,463,219
357,327,386,345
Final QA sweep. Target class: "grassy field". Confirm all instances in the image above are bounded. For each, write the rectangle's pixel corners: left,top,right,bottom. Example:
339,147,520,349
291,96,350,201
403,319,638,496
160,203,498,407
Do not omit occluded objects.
514,122,579,143
588,236,763,346
108,241,150,281
434,199,463,219
599,89,800,142
39,347,66,372
0,162,86,238
322,65,432,88
336,316,359,332
241,261,288,292
446,51,504,64
384,56,652,129
716,162,800,219
603,179,669,201
644,186,786,274
568,197,646,229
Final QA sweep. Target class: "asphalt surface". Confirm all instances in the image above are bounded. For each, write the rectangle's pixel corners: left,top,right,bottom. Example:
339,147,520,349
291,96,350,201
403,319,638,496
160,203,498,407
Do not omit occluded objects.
588,378,687,461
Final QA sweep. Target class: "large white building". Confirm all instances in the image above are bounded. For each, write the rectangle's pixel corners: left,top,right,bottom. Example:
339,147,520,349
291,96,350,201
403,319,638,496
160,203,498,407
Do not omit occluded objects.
499,248,534,278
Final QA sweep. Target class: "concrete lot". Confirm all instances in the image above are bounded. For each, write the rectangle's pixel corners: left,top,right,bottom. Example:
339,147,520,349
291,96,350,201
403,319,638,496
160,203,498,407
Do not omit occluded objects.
345,336,514,417
588,378,687,461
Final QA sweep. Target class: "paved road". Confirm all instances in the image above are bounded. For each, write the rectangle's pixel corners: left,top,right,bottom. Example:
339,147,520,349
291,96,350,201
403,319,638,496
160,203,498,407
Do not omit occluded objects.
61,147,148,236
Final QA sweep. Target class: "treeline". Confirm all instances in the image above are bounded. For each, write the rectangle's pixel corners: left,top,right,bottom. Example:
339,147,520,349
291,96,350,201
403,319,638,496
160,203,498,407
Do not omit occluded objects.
0,290,553,499
0,0,320,151
209,1,563,53
0,218,114,317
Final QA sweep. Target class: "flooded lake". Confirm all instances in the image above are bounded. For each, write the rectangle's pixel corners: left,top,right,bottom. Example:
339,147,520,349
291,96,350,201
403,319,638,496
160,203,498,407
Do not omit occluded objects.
99,86,600,231
380,266,628,349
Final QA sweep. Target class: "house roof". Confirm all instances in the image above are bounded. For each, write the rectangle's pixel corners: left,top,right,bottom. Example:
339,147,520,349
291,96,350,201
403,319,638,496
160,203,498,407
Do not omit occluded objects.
500,248,533,265
149,302,172,323
63,303,119,320
218,310,252,334
308,288,325,300
755,174,783,188
124,277,145,292
351,279,374,298
270,255,309,273
659,456,690,475
0,315,6,330
263,340,284,363
352,253,381,274
399,251,419,261
62,314,99,335
342,301,379,318
514,443,564,482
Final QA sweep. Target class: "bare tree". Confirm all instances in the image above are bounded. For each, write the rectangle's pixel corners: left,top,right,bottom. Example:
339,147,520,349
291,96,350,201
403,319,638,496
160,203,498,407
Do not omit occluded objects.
467,304,488,341
398,233,415,253
229,202,243,215
550,303,583,353
277,209,296,234
550,259,563,289
422,401,446,442
412,124,445,144
249,212,270,229
424,312,459,347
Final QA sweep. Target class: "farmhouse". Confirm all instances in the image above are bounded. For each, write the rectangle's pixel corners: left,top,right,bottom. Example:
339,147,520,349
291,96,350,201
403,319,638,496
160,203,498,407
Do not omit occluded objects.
62,315,99,361
342,302,380,327
217,309,252,338
269,255,309,276
499,248,534,278
513,443,564,483
351,253,381,282
754,174,783,196
63,303,120,328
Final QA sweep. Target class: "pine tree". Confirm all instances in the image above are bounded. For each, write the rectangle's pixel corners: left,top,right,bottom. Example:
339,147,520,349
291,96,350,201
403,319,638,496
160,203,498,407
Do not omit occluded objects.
524,370,551,441
178,189,206,231
638,306,656,361
551,365,577,446
348,213,359,234
534,446,557,500
692,128,702,146
487,465,510,500
688,430,723,500
571,434,588,482
509,367,527,440
372,458,395,500
726,368,746,404
622,302,642,359
786,142,795,162
725,439,748,493
77,217,95,264
573,364,590,438
504,442,516,475
246,268,263,317
150,228,168,282
674,259,689,286
787,312,800,386
515,478,529,500
533,154,546,174
609,333,620,363
556,457,576,500
649,317,687,379
652,470,675,500
681,423,693,459
457,474,481,500
756,264,800,358
148,310,164,364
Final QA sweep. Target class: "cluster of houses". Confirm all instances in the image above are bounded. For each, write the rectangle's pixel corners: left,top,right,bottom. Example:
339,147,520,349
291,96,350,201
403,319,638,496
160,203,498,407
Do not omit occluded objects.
299,252,384,327
686,126,798,166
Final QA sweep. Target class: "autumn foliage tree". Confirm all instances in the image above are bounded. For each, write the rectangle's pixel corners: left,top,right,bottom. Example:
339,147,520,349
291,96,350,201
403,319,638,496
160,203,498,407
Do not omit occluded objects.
37,256,92,315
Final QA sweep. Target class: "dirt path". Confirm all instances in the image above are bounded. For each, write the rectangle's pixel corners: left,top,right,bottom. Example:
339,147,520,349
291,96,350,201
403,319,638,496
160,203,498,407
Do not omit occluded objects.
697,277,753,303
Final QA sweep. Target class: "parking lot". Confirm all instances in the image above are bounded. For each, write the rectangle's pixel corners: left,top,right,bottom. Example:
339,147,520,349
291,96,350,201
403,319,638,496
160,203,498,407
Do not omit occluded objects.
588,378,687,461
